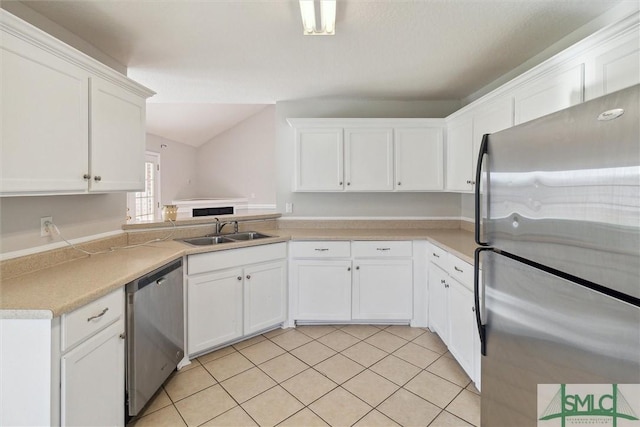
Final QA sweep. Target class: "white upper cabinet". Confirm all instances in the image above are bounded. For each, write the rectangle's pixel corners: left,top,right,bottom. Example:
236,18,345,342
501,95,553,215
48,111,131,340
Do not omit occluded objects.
1,26,89,194
445,116,474,192
514,63,584,125
344,128,393,191
395,127,444,191
294,128,344,191
0,10,154,196
586,28,640,100
288,118,446,193
89,77,147,192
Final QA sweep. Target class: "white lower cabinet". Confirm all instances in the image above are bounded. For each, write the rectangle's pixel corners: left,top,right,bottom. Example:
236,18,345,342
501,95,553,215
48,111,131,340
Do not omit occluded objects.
290,241,414,323
427,262,449,342
447,278,476,381
58,288,126,426
244,261,287,335
428,243,480,388
293,259,353,321
352,259,413,320
186,243,287,356
188,268,244,354
61,321,125,426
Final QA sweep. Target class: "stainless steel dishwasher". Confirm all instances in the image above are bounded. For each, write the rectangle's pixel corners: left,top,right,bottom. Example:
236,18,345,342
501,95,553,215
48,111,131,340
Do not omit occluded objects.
126,258,184,417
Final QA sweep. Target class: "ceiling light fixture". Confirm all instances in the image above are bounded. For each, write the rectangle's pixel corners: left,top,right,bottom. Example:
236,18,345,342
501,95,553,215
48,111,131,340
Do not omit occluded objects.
299,0,336,36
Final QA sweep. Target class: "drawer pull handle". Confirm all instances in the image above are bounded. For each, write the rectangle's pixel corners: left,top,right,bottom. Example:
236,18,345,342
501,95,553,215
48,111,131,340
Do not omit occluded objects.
237,276,242,281
445,284,449,288
315,248,329,252
246,275,251,279
156,277,167,286
432,253,440,258
376,248,391,251
454,266,464,273
87,307,109,322
441,279,446,284
347,267,351,271
356,266,360,270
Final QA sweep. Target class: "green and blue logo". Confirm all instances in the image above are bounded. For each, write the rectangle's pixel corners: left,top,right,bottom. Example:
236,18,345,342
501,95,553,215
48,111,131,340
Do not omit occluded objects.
538,384,640,426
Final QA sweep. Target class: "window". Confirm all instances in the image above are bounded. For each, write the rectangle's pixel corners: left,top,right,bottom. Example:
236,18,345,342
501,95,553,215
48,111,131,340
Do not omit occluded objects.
127,152,161,222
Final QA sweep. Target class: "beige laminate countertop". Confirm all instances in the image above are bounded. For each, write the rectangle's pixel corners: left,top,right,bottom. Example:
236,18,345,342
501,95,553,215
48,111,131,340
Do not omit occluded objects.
0,228,475,319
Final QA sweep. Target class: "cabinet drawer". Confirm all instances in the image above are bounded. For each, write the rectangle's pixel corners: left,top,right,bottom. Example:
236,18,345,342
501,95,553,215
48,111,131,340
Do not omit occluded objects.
428,244,449,270
352,241,412,258
289,241,351,258
62,288,123,351
449,256,473,290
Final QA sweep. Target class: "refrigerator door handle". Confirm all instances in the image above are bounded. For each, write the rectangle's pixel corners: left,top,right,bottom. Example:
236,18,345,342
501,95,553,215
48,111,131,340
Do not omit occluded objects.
475,134,490,246
474,247,492,356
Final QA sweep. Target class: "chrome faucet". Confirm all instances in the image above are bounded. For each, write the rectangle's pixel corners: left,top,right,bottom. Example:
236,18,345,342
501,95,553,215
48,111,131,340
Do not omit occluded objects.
214,218,239,234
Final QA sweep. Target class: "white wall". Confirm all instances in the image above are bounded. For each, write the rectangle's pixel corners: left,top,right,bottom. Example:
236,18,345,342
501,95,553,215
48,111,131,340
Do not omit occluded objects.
0,194,126,255
146,134,199,205
197,106,276,206
275,98,463,217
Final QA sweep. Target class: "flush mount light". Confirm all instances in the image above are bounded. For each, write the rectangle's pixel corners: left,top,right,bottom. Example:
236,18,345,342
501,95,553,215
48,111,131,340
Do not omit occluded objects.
299,0,336,35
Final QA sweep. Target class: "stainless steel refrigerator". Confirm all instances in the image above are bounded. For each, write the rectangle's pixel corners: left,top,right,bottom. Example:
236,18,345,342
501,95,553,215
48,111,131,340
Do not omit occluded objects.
474,84,640,426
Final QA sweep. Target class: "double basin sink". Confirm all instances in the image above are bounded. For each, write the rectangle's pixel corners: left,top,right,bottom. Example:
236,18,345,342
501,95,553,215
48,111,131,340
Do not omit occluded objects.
178,231,273,246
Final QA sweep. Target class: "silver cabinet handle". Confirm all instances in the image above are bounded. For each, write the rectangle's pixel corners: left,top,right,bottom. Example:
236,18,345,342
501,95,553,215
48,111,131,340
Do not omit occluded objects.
83,174,91,180
94,175,102,182
432,252,440,258
315,248,329,252
454,266,464,273
156,277,167,286
376,248,391,251
87,307,109,322
466,179,476,185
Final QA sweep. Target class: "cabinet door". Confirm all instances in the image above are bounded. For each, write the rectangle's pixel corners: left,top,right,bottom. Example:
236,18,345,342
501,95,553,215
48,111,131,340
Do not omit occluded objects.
352,259,413,320
587,34,640,100
293,260,352,321
294,128,343,191
90,77,146,192
514,64,584,125
187,268,243,355
428,263,449,344
1,30,89,194
447,278,475,381
61,321,124,427
472,97,514,185
244,260,287,335
344,128,394,191
445,117,474,192
394,128,444,191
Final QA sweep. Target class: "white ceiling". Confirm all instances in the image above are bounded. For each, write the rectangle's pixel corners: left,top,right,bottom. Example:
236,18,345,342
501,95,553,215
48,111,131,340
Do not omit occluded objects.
14,0,624,146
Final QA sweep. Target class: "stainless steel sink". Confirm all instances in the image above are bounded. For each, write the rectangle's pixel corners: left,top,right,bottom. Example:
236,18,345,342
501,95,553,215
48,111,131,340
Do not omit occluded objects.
178,236,235,246
226,231,273,241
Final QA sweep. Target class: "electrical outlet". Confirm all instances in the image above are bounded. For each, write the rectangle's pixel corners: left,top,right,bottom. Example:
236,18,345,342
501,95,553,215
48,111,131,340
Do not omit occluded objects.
41,217,53,237
285,203,293,213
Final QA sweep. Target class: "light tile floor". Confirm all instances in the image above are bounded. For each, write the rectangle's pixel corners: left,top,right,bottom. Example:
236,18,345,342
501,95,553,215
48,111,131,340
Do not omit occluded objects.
129,325,480,427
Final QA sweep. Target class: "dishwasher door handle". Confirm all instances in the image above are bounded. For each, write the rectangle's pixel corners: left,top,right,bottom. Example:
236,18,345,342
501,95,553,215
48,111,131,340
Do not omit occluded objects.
156,277,167,286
